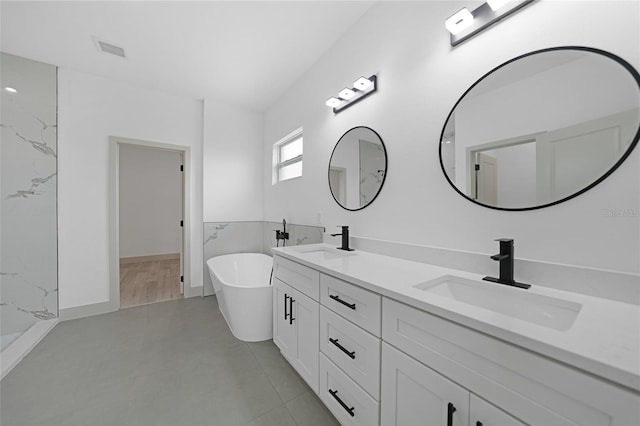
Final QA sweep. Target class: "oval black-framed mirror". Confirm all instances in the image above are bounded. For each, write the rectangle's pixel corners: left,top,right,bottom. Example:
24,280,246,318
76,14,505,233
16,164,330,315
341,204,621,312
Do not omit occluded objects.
439,46,640,211
329,126,387,211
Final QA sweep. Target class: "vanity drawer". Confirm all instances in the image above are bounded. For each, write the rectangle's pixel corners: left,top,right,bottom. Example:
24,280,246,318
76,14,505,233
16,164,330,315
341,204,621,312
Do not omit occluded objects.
320,306,381,399
273,255,320,301
319,353,380,426
320,274,381,336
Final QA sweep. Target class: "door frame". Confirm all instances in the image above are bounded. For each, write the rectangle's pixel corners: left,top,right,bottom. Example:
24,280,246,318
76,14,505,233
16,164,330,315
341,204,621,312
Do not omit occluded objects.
465,131,544,199
108,136,193,311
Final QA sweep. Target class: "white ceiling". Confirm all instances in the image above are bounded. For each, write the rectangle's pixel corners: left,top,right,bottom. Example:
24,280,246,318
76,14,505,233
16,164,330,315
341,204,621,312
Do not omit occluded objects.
1,1,375,111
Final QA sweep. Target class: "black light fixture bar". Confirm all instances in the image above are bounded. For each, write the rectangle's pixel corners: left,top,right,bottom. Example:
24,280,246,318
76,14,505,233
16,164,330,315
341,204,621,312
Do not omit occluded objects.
327,75,377,114
450,0,536,47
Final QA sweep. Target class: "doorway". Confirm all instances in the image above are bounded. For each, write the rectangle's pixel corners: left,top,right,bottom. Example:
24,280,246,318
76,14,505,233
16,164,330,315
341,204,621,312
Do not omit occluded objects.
466,133,540,208
108,137,191,310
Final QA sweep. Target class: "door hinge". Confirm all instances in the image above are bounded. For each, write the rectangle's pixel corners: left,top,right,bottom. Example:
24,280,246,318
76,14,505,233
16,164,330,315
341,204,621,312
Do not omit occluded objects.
180,220,184,227
180,165,184,172
475,164,480,171
180,276,184,283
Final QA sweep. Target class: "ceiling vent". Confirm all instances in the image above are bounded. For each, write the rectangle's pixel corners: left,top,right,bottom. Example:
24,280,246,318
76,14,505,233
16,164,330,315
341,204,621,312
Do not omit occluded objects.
93,37,126,59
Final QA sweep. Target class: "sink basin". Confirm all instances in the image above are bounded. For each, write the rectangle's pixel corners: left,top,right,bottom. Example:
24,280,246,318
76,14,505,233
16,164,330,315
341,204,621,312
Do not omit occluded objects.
297,247,356,261
414,275,582,331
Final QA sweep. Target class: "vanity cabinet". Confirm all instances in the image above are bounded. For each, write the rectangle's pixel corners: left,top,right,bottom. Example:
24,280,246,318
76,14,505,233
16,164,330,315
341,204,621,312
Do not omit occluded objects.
320,273,381,336
381,342,524,426
382,297,639,426
470,394,526,426
318,273,382,425
272,256,320,393
381,342,470,426
272,278,319,393
272,252,640,426
319,306,381,398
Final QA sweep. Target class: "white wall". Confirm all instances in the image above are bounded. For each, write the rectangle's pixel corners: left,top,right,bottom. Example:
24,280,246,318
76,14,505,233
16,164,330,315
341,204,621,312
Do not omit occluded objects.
119,144,182,258
203,99,263,222
58,69,203,309
263,1,640,274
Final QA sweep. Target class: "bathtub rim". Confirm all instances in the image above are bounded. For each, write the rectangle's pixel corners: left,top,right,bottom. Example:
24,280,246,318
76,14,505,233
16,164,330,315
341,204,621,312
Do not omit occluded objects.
206,252,273,289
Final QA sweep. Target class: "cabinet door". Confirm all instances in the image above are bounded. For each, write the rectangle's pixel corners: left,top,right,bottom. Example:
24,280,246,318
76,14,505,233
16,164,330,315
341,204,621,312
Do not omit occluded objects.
470,394,525,426
291,287,320,393
273,279,296,358
381,343,469,426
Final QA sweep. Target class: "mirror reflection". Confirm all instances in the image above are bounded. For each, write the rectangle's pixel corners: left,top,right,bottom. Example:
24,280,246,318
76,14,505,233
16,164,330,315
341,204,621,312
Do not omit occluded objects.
329,126,387,210
440,47,640,210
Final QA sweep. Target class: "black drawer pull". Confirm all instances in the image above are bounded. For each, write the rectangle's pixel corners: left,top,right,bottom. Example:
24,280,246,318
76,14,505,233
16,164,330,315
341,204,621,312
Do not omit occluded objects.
447,402,456,426
329,389,354,417
329,294,356,310
284,294,289,320
329,337,356,359
289,297,295,324
476,422,483,426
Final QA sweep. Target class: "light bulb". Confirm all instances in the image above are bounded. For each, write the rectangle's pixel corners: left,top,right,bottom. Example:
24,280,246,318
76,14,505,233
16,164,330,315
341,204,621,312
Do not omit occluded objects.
487,0,510,11
353,77,373,91
445,8,474,35
325,97,341,108
4,87,17,93
338,88,356,100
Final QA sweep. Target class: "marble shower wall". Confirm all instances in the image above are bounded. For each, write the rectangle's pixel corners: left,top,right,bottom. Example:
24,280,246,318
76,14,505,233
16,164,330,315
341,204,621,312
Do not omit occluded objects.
1,53,58,339
261,221,325,257
203,221,324,295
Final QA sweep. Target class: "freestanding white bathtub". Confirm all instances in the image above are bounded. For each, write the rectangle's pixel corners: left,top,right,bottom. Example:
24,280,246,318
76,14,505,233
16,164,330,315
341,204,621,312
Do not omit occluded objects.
206,253,273,342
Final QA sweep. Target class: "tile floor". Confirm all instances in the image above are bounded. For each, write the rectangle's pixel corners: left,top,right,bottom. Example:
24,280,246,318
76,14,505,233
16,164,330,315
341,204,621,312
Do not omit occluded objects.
0,297,339,426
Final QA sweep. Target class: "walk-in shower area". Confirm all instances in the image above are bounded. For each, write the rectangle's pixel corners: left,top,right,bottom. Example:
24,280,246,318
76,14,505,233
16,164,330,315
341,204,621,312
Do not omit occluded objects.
1,52,58,378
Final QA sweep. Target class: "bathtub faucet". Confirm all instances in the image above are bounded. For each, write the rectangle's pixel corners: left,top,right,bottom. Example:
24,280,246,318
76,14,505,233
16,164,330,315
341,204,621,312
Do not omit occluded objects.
275,219,289,241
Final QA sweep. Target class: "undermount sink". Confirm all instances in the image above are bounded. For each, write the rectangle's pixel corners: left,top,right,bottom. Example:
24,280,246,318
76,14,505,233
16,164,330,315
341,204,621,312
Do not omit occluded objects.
414,275,582,331
297,247,356,261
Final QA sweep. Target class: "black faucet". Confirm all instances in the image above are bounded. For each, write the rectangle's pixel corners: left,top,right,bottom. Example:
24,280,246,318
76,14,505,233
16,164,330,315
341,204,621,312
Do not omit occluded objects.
330,226,354,251
483,239,530,289
274,219,289,241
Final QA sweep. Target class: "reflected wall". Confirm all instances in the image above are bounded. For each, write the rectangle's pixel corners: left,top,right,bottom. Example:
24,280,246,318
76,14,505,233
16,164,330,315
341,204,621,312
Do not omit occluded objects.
1,53,58,349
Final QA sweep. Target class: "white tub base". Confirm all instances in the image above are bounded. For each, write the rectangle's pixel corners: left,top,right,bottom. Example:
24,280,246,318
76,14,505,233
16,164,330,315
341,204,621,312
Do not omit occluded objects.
206,253,273,342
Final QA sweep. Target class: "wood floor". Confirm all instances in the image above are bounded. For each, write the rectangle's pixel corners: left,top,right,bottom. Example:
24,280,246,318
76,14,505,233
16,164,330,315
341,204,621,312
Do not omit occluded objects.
120,254,181,308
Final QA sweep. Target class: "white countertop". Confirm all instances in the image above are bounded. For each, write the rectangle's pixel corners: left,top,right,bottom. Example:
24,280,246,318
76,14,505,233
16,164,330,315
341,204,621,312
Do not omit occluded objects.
273,243,640,392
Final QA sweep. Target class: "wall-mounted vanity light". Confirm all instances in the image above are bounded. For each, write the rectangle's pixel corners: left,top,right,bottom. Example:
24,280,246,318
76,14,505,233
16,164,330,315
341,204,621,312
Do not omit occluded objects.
446,0,536,46
325,75,377,114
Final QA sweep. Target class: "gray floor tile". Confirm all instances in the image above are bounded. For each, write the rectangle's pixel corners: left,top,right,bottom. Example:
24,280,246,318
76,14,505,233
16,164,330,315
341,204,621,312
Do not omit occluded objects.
124,387,194,426
286,391,340,426
251,347,311,403
0,296,338,426
188,372,284,425
243,403,298,426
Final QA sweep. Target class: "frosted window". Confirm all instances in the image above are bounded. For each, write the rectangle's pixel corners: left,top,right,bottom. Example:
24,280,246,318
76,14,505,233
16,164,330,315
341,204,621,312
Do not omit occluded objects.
273,127,303,184
279,161,303,181
280,136,303,162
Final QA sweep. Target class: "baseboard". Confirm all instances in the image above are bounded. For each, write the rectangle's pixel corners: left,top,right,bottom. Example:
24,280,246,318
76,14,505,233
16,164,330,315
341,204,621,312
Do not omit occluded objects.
120,253,180,264
1,319,58,380
186,285,203,298
59,300,115,321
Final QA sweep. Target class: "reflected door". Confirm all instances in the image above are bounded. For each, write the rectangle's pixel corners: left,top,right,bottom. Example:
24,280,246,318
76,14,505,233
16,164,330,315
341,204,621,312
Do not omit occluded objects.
475,152,497,206
537,109,638,203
